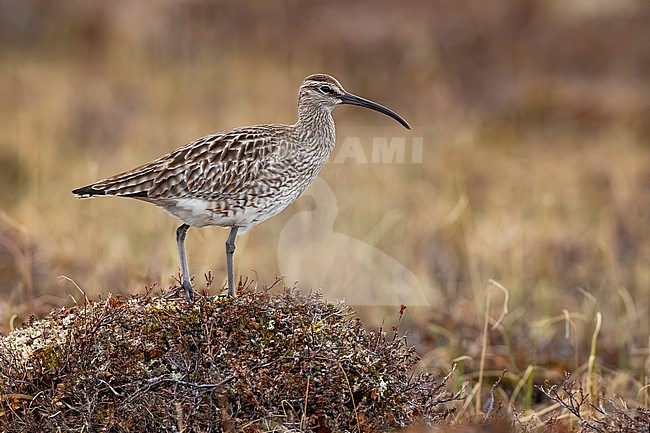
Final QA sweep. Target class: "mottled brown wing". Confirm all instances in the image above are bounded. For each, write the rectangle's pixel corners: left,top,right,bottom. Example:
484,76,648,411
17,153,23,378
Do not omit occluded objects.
80,126,283,201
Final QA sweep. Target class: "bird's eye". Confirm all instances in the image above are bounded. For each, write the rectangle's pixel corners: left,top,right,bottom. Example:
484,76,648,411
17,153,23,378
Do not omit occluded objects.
319,85,333,94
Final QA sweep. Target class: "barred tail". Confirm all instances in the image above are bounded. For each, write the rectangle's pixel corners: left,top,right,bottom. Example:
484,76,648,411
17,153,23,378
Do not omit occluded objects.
72,167,158,198
72,185,107,198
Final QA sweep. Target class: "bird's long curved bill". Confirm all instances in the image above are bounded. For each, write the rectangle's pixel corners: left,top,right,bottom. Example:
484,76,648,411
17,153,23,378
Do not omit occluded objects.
340,92,411,130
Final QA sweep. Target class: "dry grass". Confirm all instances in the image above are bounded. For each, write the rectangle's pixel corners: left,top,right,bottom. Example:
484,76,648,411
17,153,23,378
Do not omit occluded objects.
0,1,648,431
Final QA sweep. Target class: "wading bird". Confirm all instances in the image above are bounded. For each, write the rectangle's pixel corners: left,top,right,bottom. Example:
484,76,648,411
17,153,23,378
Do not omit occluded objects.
73,74,410,302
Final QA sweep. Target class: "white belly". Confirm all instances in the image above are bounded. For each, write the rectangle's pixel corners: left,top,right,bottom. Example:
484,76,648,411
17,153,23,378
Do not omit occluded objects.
161,197,292,234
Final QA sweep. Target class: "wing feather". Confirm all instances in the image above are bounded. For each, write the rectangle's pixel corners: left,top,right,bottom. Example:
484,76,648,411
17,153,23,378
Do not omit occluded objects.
74,125,288,202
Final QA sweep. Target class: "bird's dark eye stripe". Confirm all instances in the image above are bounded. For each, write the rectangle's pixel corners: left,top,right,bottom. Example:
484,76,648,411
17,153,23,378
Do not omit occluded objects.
320,85,333,94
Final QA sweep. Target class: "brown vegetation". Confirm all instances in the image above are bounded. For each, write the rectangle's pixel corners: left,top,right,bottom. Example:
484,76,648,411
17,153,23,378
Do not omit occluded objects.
1,287,457,431
0,1,648,431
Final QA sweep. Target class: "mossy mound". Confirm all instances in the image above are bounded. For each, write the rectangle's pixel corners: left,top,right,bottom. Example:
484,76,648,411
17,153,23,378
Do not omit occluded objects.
0,288,454,432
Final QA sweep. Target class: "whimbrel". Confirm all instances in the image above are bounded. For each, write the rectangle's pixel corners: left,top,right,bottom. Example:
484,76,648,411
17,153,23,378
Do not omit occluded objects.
73,74,410,302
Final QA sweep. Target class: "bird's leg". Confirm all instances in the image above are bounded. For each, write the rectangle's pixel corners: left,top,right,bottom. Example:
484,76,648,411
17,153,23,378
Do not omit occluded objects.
176,223,194,303
225,226,239,297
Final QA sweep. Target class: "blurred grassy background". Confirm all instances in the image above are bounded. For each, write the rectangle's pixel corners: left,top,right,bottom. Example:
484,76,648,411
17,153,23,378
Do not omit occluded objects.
0,0,648,421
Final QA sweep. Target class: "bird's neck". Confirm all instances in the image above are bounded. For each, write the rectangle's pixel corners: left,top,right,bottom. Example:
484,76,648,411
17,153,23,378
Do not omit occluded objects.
294,106,336,149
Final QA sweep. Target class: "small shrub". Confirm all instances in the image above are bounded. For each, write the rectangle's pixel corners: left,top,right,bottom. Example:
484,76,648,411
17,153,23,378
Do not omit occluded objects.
0,287,457,432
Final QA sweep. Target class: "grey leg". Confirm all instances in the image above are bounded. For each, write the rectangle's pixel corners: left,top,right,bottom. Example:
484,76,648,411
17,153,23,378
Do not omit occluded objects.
225,226,239,297
176,224,194,303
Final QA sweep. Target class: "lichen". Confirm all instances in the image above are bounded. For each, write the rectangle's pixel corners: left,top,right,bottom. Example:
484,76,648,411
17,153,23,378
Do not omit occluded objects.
0,287,456,432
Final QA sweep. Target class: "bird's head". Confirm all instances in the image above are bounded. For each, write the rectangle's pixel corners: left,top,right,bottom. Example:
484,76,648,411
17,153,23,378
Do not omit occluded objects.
299,74,411,130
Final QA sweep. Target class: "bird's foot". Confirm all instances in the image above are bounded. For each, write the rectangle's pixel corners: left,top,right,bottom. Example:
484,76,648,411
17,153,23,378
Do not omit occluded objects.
181,281,198,304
